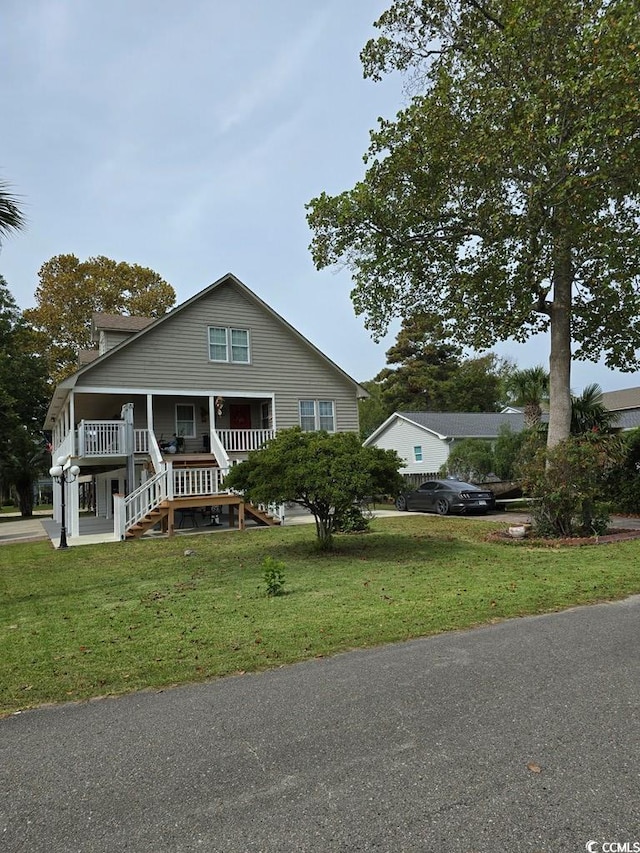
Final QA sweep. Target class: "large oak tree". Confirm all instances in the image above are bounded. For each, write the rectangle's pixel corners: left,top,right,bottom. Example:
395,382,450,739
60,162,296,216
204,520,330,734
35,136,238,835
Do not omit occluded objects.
307,0,640,447
24,254,176,381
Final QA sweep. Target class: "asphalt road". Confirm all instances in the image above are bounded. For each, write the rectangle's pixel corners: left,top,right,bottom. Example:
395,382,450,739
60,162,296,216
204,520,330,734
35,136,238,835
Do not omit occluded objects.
2,597,640,853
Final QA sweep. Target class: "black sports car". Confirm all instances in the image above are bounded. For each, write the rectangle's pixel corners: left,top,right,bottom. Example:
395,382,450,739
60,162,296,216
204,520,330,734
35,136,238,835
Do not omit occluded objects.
395,479,496,515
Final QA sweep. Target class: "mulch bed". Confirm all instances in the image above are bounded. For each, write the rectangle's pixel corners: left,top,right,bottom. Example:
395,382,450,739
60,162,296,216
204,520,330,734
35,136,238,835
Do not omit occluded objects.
487,528,640,547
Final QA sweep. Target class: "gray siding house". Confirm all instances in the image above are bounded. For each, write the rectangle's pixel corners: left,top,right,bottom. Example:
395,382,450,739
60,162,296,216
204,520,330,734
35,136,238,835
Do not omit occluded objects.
601,386,640,431
363,411,532,476
46,273,366,541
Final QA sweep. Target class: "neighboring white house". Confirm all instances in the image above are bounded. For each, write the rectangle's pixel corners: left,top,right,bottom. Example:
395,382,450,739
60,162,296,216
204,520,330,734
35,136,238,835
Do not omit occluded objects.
363,411,534,475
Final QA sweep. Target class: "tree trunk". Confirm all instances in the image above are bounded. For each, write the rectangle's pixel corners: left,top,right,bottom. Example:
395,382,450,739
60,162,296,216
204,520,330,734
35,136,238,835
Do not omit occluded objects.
16,481,34,517
314,512,334,551
547,238,573,449
523,403,542,430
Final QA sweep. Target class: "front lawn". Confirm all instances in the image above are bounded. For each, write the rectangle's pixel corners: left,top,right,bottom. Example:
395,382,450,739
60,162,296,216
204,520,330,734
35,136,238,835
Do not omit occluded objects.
2,515,639,715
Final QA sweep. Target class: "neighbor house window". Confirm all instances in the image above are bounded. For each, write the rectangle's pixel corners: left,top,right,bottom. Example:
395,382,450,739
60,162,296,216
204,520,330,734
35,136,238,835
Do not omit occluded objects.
208,327,250,363
176,404,196,438
299,400,335,432
414,445,423,462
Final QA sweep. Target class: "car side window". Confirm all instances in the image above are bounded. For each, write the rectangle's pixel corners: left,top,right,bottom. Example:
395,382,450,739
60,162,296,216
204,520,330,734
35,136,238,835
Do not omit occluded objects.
419,482,437,491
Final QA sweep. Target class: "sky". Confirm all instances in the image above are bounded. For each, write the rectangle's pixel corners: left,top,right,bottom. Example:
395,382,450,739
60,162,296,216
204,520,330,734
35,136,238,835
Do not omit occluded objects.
1,0,637,395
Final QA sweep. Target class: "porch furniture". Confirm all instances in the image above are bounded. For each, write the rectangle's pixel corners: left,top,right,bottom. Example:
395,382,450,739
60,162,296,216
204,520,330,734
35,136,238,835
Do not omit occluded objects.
177,508,199,528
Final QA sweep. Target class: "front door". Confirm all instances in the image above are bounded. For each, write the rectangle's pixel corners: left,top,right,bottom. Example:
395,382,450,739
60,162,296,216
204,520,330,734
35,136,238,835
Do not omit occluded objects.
229,404,251,430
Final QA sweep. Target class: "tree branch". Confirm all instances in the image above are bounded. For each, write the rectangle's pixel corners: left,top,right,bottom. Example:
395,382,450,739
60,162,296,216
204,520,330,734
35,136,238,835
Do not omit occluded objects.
462,0,505,31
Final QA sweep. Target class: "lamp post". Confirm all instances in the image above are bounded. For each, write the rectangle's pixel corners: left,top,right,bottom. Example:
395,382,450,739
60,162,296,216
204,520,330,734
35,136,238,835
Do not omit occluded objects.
49,456,80,549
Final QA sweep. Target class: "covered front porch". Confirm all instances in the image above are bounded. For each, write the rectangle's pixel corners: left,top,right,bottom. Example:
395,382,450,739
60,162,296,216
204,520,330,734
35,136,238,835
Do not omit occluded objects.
51,389,276,468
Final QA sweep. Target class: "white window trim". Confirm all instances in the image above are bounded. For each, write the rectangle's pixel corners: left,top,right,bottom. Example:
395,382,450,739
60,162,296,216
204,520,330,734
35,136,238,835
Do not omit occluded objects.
208,326,251,364
414,445,423,462
299,399,336,432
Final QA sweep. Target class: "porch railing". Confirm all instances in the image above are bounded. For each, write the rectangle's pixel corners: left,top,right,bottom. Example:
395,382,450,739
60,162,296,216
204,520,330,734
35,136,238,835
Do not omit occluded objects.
75,422,272,458
172,465,224,498
217,428,274,452
76,422,149,458
134,429,149,453
78,420,125,456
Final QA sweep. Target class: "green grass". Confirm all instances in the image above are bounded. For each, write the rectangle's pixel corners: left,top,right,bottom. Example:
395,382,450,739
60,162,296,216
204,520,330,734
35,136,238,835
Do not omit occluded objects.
2,515,640,715
0,504,52,518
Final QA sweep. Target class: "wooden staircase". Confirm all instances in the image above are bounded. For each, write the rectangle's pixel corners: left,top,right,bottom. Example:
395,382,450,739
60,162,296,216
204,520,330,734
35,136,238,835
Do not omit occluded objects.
244,503,282,526
124,498,281,539
125,501,170,539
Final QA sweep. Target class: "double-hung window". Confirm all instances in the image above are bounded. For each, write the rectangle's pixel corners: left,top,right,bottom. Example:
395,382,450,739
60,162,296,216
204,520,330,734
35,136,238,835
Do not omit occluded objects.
230,329,249,363
299,400,335,432
208,327,250,363
414,445,423,462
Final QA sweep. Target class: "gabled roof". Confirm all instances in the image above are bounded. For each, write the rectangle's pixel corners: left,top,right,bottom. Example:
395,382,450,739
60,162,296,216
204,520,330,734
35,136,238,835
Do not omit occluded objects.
46,273,368,424
91,312,154,341
364,410,535,445
614,409,640,430
77,349,100,366
601,386,640,412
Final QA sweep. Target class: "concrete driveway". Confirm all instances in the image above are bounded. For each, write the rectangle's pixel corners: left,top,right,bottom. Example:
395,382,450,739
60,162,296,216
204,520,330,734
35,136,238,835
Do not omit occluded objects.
1,596,639,852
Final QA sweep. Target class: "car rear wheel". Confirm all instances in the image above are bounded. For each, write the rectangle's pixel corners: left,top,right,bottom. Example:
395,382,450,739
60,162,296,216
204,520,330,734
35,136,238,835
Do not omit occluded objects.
395,495,408,512
435,498,450,516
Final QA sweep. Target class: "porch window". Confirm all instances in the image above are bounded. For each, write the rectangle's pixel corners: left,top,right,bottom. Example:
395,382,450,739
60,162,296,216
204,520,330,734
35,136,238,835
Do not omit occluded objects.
176,404,196,438
299,400,335,432
208,326,251,363
261,402,272,429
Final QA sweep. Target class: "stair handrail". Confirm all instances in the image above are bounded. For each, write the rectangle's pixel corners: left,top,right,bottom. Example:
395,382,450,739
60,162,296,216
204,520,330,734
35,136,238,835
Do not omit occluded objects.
148,430,164,473
257,502,286,523
116,468,168,539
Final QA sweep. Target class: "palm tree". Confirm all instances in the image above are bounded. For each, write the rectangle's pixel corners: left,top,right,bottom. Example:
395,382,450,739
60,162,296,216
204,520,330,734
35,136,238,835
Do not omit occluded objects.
506,365,550,428
570,383,618,435
0,179,25,242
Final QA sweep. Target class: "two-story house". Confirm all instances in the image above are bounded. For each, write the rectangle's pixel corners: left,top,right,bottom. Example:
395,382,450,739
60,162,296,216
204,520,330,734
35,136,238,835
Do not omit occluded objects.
45,273,367,542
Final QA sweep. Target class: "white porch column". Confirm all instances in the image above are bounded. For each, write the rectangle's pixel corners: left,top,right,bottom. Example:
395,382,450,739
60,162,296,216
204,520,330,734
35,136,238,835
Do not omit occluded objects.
69,392,76,456
68,475,80,538
208,395,230,470
146,394,154,436
166,460,174,500
209,395,216,437
52,478,61,524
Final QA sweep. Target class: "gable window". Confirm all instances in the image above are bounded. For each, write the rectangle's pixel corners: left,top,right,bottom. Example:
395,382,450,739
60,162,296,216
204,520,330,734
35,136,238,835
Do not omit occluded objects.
208,327,250,363
414,445,423,462
230,328,249,363
299,400,335,432
176,404,196,438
